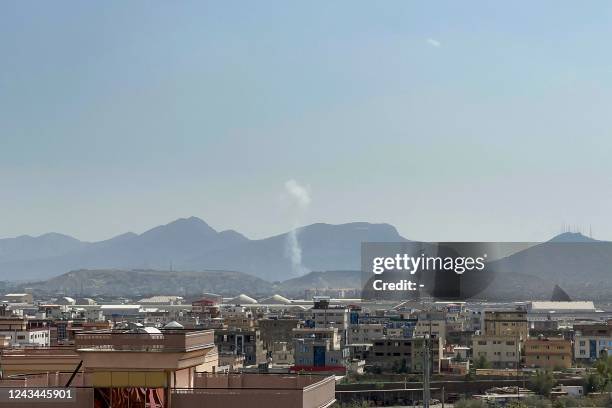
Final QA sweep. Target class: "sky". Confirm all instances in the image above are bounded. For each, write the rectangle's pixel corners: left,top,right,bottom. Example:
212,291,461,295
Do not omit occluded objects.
1,1,612,242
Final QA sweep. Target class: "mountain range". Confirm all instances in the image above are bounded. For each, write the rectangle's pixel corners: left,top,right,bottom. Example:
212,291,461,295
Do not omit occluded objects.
3,218,612,300
0,217,405,282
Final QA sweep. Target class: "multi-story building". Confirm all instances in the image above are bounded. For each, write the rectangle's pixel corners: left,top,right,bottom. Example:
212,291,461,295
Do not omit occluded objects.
472,335,520,369
258,318,301,352
292,327,349,374
309,297,349,345
527,301,599,330
414,311,446,341
347,323,384,345
191,298,220,320
367,337,442,373
484,310,528,340
2,293,33,304
0,316,50,347
222,306,257,330
385,316,417,338
270,341,294,365
574,321,612,361
215,328,266,366
524,337,572,369
0,325,337,408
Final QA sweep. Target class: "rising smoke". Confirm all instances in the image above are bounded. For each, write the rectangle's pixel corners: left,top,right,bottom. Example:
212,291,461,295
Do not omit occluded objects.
283,179,311,276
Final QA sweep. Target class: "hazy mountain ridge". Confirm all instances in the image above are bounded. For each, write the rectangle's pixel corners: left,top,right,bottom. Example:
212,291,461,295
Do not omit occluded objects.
24,269,273,297
3,218,611,300
0,218,405,282
0,233,88,262
184,222,407,281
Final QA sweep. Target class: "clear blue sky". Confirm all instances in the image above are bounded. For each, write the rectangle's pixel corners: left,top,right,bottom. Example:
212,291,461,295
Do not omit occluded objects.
1,1,611,242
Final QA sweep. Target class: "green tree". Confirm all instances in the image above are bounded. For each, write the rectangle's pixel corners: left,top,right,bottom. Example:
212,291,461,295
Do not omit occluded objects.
584,372,606,394
530,370,557,396
474,355,491,369
583,355,612,394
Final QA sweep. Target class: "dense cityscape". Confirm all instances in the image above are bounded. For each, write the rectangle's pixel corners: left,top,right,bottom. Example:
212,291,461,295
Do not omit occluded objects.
2,287,612,407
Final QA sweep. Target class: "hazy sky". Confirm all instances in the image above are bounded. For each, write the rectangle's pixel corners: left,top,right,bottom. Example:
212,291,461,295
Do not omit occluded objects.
1,1,612,242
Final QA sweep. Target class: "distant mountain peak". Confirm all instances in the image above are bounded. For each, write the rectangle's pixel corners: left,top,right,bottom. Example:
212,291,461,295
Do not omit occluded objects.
548,232,598,243
141,216,217,237
168,216,211,227
551,284,572,301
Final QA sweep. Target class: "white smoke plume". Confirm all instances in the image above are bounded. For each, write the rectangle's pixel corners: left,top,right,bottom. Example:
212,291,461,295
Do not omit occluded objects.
283,179,311,276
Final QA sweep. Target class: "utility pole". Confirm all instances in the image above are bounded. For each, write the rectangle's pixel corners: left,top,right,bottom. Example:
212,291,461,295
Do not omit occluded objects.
423,334,431,408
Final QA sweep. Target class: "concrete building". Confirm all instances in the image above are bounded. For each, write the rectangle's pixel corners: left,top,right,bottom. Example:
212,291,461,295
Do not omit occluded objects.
0,328,336,408
191,299,220,320
524,337,572,369
270,341,294,365
221,306,256,330
258,317,301,351
309,297,349,345
414,311,447,341
484,310,528,340
292,327,349,374
0,347,80,376
472,335,520,369
347,323,384,345
217,353,245,372
2,293,33,303
367,337,442,373
527,301,601,330
214,328,266,366
139,295,184,305
574,321,612,361
0,316,50,347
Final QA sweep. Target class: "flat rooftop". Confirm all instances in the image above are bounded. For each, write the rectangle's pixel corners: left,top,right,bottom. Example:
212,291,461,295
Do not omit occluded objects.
75,329,214,352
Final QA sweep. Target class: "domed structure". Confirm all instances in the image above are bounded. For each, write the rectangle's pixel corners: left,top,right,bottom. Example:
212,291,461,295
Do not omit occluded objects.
229,294,258,305
163,321,184,329
259,294,291,305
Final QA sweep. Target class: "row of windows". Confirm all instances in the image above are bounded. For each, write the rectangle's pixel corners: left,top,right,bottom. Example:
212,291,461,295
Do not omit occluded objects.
578,340,612,347
477,340,515,346
478,351,516,357
528,345,566,350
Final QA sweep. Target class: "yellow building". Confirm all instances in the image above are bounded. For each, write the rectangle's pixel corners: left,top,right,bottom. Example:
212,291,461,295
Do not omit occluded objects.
484,310,528,339
472,335,520,369
524,337,572,369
